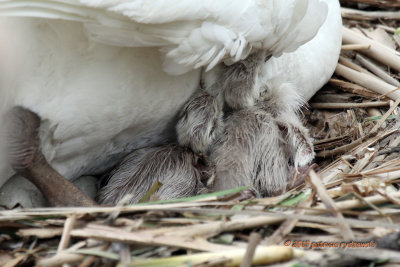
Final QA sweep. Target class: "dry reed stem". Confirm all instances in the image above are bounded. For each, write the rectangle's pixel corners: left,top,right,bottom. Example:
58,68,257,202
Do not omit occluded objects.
18,228,63,239
0,201,233,221
342,7,400,20
342,27,400,72
353,128,399,157
266,200,311,245
57,215,77,253
339,56,376,77
308,170,355,240
78,256,98,267
312,192,400,213
124,246,301,267
335,63,400,99
356,54,400,86
38,253,86,267
376,190,400,206
240,232,262,267
342,44,371,50
15,209,400,242
310,101,390,109
132,208,400,229
370,97,400,133
71,223,236,252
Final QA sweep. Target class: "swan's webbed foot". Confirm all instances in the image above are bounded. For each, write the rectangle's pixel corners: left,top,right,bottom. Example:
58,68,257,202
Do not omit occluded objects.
6,106,96,207
176,89,223,155
97,145,212,205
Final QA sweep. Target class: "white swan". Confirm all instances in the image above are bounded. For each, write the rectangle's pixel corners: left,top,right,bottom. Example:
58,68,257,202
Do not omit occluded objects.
0,0,341,207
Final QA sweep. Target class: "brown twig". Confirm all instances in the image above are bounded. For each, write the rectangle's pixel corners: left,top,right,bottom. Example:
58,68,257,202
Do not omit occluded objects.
241,232,262,267
328,79,385,99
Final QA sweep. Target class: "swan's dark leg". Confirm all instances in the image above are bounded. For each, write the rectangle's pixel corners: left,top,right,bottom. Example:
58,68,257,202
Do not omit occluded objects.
6,106,96,207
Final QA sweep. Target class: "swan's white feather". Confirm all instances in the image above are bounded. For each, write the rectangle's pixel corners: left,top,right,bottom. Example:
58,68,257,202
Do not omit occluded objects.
0,0,328,74
258,0,342,114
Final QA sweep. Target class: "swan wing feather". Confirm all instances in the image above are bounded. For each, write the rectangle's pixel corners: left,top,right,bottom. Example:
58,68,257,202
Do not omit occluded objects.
0,0,328,74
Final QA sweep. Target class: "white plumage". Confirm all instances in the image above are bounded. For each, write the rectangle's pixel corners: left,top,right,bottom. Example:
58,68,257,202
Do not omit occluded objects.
0,0,342,207
0,0,328,74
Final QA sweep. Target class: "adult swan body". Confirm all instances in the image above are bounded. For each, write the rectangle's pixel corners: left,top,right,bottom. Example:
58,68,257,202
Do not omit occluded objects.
0,0,342,207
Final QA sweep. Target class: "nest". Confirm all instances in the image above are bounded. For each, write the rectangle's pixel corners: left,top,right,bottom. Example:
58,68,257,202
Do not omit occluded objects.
1,1,400,266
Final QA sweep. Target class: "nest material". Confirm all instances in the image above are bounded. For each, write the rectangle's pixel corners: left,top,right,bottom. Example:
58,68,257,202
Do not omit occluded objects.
1,2,400,266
